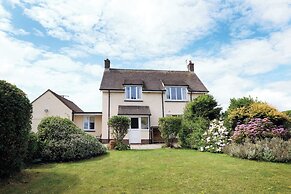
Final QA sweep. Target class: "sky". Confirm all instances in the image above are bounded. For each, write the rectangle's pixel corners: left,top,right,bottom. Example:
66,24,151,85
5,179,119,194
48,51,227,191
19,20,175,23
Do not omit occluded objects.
0,0,291,112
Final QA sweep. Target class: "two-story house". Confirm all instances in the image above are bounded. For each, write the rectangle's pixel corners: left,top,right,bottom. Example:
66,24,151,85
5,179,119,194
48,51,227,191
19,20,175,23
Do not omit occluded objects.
99,59,208,144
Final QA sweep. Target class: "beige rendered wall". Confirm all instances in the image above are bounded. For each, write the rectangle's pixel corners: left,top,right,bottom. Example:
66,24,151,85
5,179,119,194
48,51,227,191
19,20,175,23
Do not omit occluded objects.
101,90,201,140
74,115,102,137
31,91,72,132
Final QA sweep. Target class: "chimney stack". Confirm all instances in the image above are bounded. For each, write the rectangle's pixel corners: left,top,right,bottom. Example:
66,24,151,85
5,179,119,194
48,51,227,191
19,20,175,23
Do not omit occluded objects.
187,60,194,72
104,59,110,69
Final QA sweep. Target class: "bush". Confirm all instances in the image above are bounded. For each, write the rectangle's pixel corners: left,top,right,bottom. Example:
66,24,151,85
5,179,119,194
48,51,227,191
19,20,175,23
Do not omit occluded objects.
223,138,291,163
38,116,82,141
180,117,209,149
232,118,289,143
0,80,32,178
200,119,230,153
24,132,42,164
228,102,290,129
108,116,130,147
159,116,182,147
114,142,130,150
38,117,106,162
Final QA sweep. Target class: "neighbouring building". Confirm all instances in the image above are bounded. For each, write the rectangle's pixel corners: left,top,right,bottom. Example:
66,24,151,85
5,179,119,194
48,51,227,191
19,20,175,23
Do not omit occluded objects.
31,59,208,144
31,89,102,138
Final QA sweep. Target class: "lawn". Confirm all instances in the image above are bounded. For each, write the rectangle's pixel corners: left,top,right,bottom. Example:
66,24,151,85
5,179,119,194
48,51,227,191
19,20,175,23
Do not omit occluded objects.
1,149,290,194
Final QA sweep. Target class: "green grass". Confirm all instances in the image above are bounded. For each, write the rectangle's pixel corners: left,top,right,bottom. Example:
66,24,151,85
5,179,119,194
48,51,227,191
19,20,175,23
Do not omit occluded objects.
1,149,291,193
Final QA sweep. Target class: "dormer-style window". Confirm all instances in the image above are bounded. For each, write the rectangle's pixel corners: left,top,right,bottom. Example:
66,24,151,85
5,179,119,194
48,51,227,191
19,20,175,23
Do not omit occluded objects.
166,87,187,101
125,85,142,100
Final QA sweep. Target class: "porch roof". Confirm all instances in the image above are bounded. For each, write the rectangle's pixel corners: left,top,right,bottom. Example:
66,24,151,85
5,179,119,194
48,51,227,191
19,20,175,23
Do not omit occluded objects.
118,105,151,115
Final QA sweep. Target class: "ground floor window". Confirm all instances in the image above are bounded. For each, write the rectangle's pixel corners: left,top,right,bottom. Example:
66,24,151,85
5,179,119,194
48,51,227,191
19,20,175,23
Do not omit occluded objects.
83,116,95,131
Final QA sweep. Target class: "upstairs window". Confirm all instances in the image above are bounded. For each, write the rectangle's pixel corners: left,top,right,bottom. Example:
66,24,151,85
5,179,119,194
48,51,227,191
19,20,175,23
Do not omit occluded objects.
83,116,95,131
125,86,142,100
166,87,187,101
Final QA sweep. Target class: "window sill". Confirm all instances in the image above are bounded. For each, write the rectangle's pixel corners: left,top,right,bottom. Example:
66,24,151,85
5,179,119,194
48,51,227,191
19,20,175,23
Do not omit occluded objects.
84,130,96,132
165,100,188,102
124,99,143,102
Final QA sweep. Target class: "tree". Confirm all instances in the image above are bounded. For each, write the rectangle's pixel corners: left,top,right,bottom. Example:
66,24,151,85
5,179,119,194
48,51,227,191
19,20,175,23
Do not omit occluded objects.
158,116,182,147
283,110,291,118
0,80,32,178
224,96,258,130
184,94,221,121
108,116,131,145
180,94,221,148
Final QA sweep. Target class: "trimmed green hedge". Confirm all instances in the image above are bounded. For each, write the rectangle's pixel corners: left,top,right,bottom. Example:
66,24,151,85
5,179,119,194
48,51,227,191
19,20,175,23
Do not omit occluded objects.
0,80,32,178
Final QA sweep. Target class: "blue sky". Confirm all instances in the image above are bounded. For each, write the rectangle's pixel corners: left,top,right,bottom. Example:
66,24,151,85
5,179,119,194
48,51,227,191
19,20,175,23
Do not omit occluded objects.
0,0,291,111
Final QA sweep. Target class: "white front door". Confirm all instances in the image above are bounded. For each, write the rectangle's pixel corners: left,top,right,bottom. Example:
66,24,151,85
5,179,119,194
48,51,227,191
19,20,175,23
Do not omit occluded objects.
129,117,141,144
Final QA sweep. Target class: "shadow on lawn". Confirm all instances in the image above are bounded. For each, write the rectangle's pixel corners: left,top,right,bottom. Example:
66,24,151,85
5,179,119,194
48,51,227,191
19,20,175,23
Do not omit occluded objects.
0,171,79,194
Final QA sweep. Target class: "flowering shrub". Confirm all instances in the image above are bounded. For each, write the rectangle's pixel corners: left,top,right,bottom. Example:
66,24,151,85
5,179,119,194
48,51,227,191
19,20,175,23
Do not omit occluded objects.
200,119,230,153
232,118,289,143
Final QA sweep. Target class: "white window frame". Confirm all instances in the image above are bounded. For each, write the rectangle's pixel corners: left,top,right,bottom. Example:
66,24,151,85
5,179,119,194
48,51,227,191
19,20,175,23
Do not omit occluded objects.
166,86,187,101
83,116,95,131
128,116,149,130
125,85,142,100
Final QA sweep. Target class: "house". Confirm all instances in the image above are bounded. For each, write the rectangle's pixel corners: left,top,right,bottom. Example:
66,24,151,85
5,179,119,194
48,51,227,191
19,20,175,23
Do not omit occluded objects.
99,59,208,144
31,59,208,144
31,89,102,138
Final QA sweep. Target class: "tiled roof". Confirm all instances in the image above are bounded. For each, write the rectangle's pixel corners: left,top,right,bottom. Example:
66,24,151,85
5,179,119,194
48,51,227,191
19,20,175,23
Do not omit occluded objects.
49,90,83,112
100,68,208,92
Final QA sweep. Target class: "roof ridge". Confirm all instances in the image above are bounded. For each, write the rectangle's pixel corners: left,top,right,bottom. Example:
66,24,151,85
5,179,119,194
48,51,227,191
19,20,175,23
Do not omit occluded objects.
109,68,189,73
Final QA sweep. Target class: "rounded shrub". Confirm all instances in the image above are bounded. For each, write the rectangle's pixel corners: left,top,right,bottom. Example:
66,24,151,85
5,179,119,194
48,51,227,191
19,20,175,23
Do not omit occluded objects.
0,80,32,178
24,132,42,164
37,117,106,162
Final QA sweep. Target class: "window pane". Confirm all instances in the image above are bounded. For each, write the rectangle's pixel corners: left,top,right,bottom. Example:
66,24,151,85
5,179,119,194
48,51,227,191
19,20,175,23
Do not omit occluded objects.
171,87,177,100
84,122,88,129
137,87,141,99
83,117,89,129
166,88,170,99
131,118,139,129
131,86,137,99
182,88,186,100
90,122,95,129
89,117,95,129
126,87,130,99
177,87,182,100
141,117,148,129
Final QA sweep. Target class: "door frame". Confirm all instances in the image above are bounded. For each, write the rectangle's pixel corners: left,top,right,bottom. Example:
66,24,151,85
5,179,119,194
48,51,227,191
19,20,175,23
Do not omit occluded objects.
128,116,150,144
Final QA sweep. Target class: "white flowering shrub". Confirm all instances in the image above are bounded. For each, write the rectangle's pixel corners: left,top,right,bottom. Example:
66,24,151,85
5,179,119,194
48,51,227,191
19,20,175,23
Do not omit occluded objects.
200,119,230,153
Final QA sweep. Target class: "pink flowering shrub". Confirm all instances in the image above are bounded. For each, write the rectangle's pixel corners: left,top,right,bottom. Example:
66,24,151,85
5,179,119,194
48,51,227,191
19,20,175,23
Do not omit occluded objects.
232,118,289,143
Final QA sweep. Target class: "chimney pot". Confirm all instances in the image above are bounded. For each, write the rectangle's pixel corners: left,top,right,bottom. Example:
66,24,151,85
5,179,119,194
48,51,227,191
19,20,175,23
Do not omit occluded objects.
104,59,110,69
187,60,194,72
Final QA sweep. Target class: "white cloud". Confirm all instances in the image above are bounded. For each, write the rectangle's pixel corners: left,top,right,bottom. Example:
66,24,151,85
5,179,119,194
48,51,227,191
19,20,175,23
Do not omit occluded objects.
0,29,104,111
228,0,291,38
141,27,291,111
13,0,224,59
